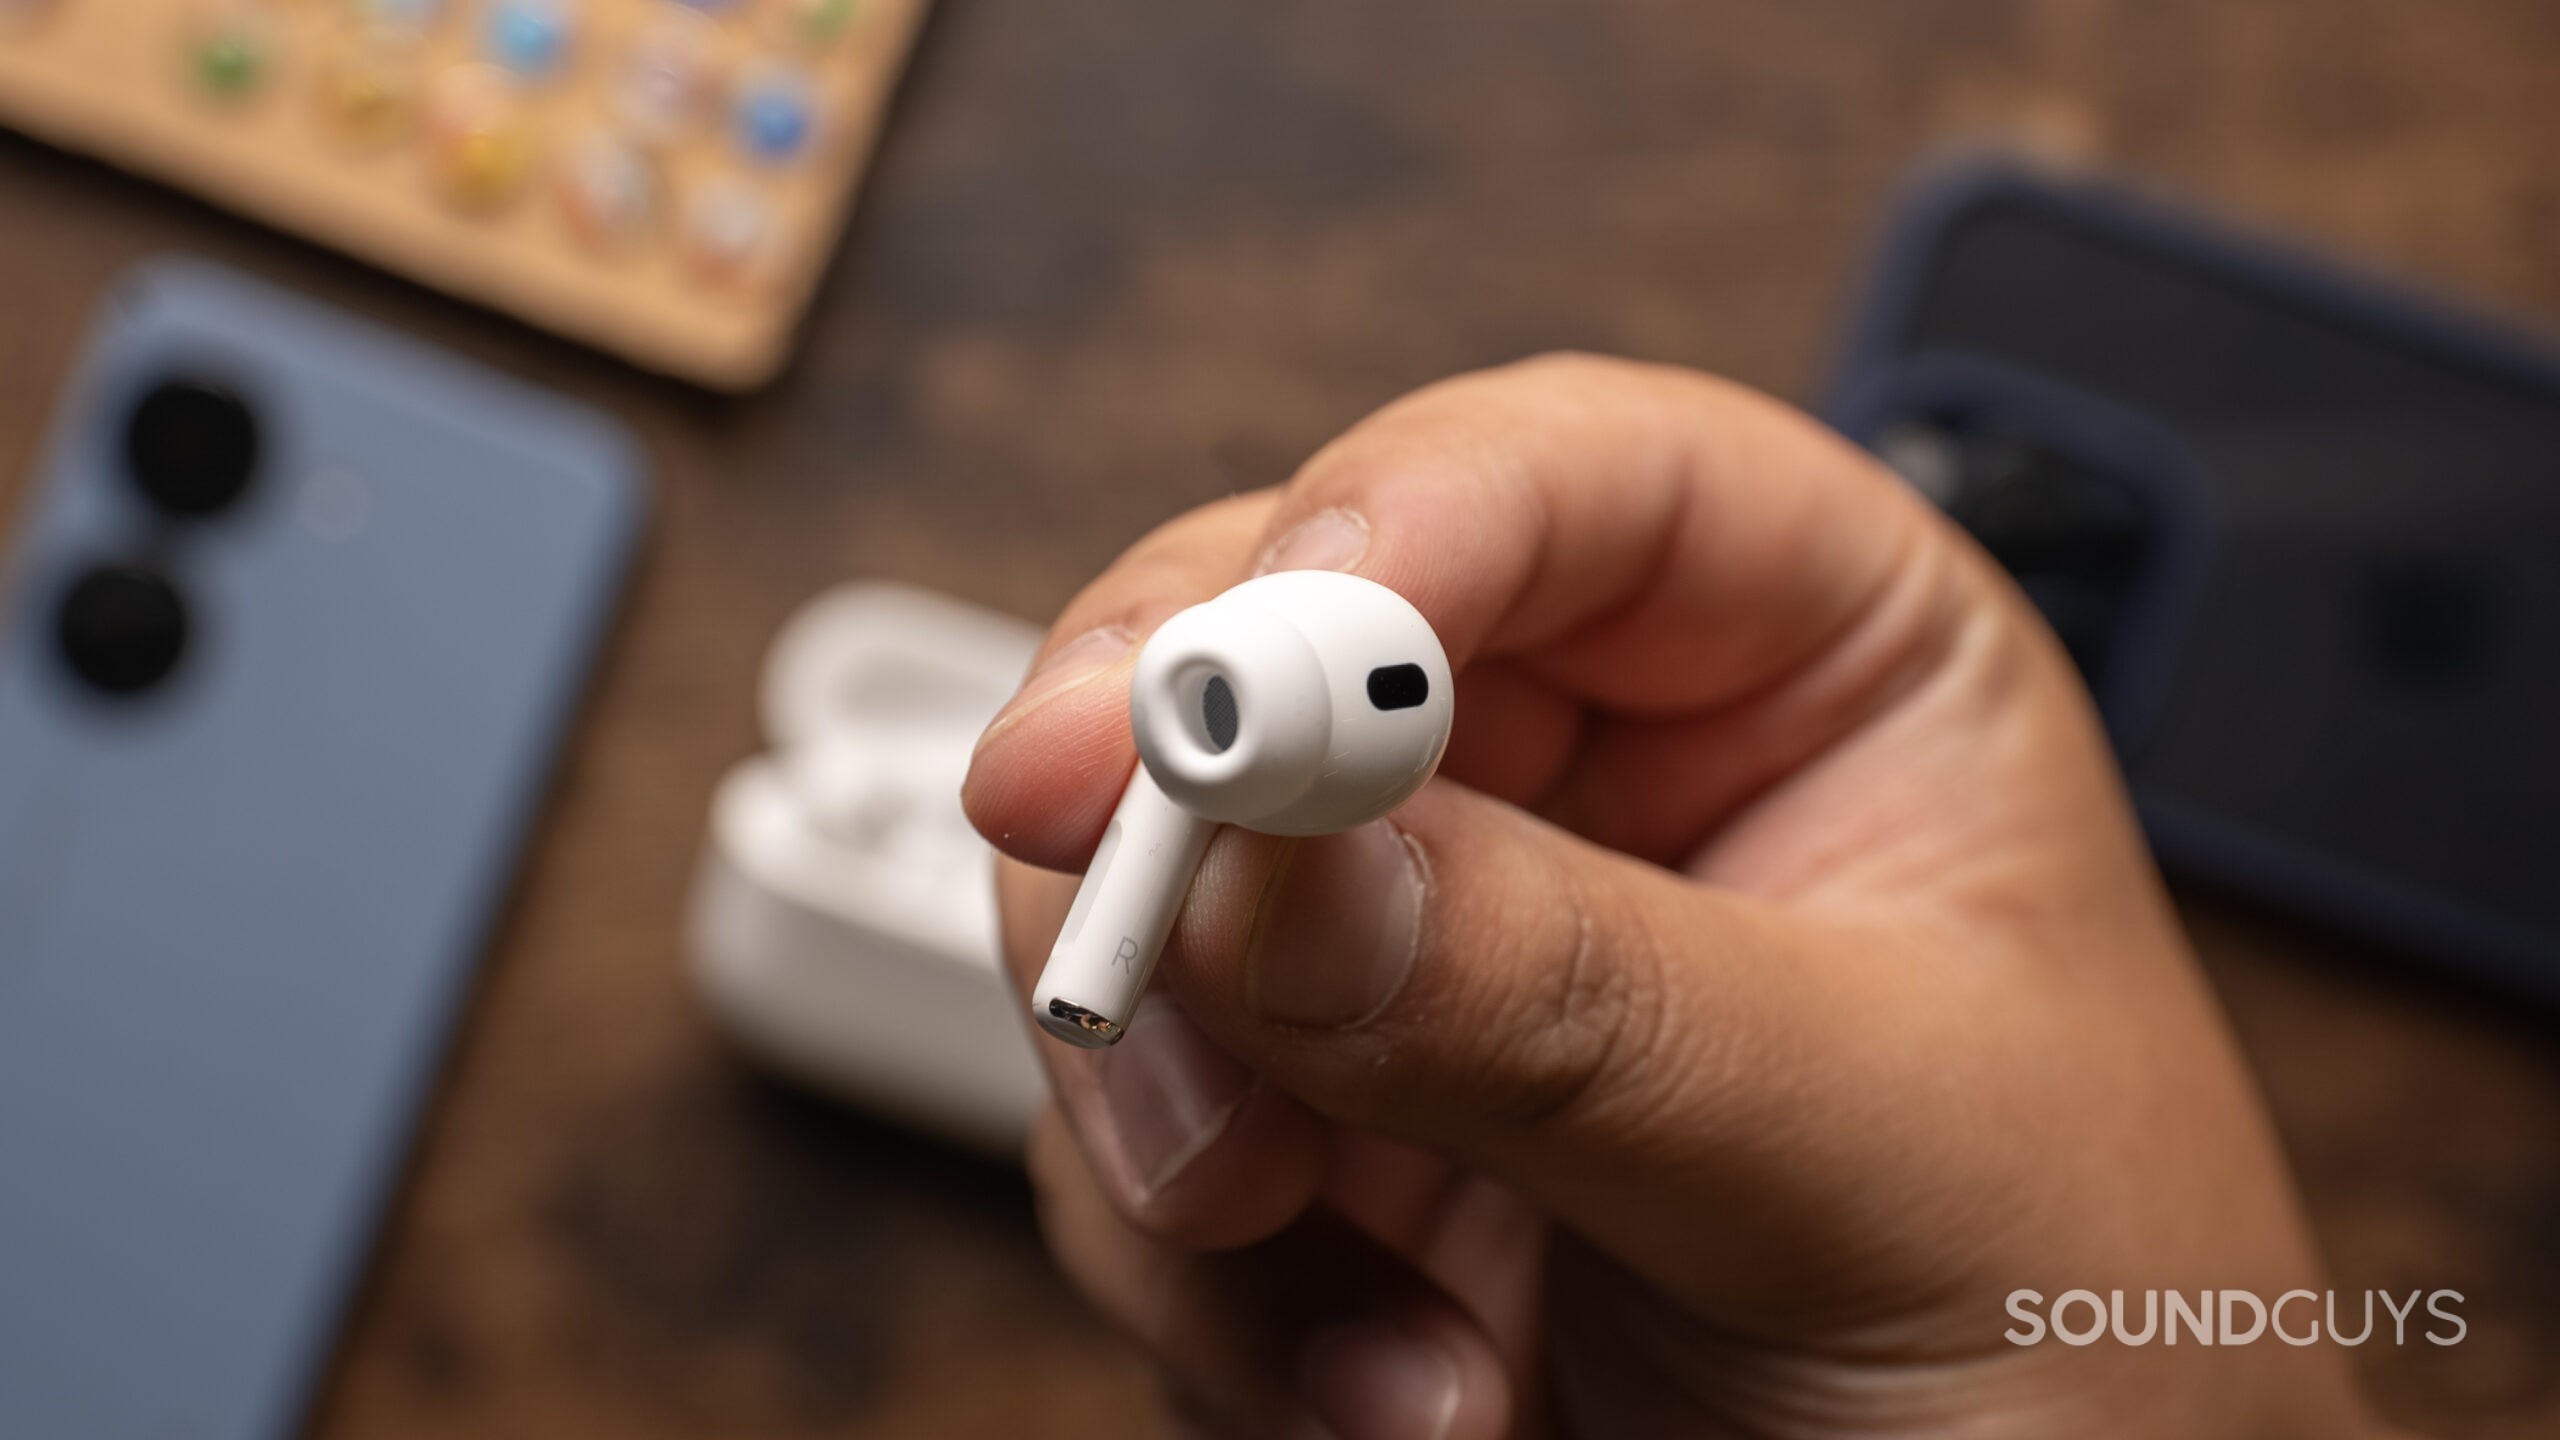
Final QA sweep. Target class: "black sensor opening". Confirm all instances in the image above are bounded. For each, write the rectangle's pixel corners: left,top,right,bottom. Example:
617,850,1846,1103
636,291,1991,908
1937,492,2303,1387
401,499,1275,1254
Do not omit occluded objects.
1366,663,1429,711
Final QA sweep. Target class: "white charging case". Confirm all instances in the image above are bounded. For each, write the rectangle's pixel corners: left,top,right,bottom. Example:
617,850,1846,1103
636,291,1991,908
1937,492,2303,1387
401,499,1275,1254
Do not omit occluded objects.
687,582,1048,1156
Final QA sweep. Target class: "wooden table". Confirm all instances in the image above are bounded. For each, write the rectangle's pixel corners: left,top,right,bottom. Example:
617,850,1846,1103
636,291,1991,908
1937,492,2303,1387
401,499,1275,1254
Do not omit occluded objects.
3,1,2555,1435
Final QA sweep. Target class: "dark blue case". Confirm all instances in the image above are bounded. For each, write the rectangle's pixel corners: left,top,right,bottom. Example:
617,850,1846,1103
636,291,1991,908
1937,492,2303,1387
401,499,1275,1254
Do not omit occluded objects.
0,260,644,1439
1823,158,2560,997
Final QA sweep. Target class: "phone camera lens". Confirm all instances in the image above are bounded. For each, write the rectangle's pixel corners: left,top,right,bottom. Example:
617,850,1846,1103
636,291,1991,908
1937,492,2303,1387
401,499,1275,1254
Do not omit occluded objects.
54,562,190,697
125,377,260,519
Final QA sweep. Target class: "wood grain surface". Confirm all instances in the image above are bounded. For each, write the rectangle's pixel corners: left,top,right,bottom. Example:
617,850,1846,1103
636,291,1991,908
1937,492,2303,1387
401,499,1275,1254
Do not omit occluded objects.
1,1,2554,1436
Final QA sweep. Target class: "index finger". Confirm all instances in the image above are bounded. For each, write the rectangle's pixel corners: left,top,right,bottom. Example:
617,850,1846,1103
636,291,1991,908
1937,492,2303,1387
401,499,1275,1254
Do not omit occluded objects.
965,352,1955,870
1264,351,1934,712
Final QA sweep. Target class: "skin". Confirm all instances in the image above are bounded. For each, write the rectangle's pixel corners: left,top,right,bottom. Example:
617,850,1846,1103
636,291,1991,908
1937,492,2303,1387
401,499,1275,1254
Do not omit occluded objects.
961,355,2405,1439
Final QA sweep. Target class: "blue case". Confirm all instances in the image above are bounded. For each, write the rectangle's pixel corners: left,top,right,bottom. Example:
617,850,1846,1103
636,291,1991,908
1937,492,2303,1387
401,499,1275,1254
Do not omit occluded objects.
1824,158,2560,995
0,260,643,1440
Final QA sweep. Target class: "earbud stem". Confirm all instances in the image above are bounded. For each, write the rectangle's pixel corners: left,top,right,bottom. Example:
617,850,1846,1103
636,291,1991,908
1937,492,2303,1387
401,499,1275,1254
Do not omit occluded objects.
1030,765,1216,1048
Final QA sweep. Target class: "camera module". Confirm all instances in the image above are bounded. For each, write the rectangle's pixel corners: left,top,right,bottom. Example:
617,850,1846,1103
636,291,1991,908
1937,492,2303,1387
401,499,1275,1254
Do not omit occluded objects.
54,561,191,697
124,377,260,519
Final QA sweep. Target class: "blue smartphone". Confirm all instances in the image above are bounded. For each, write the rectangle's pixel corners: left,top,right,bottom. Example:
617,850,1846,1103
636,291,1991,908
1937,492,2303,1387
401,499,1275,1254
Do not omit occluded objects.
0,260,643,1439
1826,159,2560,995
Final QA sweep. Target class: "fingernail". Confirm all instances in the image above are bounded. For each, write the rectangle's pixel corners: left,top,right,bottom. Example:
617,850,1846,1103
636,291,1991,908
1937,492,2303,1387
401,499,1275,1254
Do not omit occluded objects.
1097,1000,1252,1204
1299,1320,1462,1440
1248,823,1425,1029
1256,507,1370,575
978,625,1133,746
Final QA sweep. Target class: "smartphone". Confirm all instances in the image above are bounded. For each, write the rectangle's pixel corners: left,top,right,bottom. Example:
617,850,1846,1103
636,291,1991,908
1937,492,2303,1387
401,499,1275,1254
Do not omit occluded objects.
0,260,643,1440
1825,159,2560,995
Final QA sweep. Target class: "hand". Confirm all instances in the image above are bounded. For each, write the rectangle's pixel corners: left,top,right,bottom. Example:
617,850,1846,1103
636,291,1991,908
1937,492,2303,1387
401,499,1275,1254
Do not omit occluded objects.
963,355,2391,1439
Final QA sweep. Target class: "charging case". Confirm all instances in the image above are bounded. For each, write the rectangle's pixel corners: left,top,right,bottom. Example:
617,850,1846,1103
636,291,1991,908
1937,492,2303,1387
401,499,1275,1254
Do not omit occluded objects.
687,582,1048,1156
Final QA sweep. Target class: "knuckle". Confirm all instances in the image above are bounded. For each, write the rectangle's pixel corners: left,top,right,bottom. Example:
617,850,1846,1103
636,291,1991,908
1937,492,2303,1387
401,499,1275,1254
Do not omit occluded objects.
1125,490,1273,564
1432,870,1673,1138
1054,492,1280,637
1393,351,1615,427
1506,348,1617,380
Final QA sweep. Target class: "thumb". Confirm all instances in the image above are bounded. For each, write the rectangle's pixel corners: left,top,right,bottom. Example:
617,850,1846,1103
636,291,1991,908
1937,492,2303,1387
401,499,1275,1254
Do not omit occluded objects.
1156,775,1910,1318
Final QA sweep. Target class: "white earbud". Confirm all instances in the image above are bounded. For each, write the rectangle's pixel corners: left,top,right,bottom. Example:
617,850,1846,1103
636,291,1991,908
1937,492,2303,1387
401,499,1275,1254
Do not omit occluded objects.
1030,571,1453,1047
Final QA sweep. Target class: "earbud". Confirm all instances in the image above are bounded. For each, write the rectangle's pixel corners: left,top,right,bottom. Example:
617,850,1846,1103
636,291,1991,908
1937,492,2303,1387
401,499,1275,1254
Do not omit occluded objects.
1030,571,1453,1047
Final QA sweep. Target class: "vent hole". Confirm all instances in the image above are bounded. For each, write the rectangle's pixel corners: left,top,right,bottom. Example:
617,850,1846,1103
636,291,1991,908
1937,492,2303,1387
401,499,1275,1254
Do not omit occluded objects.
1200,674,1239,752
1366,663,1429,711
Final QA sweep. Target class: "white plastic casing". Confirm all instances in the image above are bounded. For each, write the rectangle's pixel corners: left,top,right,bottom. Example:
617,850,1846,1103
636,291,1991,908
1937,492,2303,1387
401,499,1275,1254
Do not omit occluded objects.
1032,572,1453,1047
688,583,1048,1155
1025,767,1216,1047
